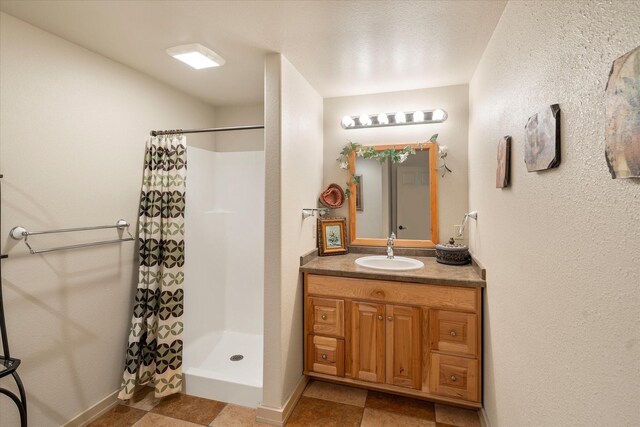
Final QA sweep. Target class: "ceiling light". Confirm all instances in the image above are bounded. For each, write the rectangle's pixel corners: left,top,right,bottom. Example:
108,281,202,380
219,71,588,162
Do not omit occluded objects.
166,43,225,69
413,110,425,122
377,113,389,125
359,114,372,126
395,112,406,124
342,115,355,127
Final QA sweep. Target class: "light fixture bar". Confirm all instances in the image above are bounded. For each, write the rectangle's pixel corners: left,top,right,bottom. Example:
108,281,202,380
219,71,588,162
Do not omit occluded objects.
340,109,448,129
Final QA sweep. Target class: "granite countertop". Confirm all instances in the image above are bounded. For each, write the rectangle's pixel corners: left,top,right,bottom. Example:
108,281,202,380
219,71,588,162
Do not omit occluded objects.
300,253,486,288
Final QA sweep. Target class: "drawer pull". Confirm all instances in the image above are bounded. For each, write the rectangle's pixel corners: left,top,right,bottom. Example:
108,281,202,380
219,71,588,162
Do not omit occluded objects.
321,314,327,320
450,375,457,382
378,315,383,321
450,330,457,337
387,316,393,321
321,354,328,360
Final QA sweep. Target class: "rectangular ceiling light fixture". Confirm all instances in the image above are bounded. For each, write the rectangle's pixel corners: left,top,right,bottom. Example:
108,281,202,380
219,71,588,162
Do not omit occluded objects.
166,43,225,69
341,109,447,129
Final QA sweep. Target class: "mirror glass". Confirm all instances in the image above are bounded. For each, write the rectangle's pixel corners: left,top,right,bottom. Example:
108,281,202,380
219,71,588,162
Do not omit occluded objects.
349,145,437,246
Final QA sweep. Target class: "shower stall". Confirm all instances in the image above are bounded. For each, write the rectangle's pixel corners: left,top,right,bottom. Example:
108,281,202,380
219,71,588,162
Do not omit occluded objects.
182,145,264,408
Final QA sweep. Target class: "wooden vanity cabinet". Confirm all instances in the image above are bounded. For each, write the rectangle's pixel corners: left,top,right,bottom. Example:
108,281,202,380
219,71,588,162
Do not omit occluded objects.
304,273,482,409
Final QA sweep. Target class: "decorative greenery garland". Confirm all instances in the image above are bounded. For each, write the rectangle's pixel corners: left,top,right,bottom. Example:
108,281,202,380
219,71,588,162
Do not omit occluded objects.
337,134,439,197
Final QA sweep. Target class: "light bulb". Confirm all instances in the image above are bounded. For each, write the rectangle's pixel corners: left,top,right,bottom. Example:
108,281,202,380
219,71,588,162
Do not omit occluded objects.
341,115,355,128
432,109,445,121
359,114,372,126
395,112,406,124
377,113,389,125
413,110,425,122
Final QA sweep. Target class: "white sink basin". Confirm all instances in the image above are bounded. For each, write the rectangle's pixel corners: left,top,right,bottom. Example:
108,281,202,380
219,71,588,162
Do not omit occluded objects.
355,255,424,271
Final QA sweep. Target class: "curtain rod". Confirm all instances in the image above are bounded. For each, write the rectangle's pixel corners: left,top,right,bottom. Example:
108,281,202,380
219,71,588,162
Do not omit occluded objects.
150,125,264,137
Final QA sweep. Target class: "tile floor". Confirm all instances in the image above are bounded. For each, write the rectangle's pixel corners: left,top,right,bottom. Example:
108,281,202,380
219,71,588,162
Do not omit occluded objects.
89,380,481,427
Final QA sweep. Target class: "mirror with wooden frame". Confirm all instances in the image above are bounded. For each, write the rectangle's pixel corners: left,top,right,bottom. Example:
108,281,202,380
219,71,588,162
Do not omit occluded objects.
348,143,438,247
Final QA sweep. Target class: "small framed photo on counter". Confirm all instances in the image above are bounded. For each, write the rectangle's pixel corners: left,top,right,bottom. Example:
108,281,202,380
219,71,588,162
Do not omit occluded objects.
317,217,348,256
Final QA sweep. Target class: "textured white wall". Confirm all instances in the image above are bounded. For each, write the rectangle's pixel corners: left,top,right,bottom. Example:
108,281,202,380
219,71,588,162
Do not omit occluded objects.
214,104,264,152
262,54,283,409
323,85,469,244
0,12,216,427
468,2,640,426
262,53,323,409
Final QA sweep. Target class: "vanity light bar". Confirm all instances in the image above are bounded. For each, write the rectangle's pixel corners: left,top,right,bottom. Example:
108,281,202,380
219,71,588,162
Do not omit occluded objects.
340,109,448,130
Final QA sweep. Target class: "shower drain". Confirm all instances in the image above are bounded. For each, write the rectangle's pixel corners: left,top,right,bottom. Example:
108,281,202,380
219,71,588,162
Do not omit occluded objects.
230,354,244,362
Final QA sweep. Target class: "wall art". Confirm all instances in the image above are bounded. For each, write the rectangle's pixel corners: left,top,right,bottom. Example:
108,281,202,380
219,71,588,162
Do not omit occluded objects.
605,45,640,179
317,217,348,256
524,104,561,172
496,136,511,188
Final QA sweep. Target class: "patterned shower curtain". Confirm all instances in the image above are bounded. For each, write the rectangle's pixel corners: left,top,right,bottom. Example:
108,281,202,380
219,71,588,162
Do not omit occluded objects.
119,135,187,400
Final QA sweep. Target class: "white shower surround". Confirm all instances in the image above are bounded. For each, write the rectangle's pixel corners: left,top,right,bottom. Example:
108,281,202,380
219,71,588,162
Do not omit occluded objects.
183,147,265,408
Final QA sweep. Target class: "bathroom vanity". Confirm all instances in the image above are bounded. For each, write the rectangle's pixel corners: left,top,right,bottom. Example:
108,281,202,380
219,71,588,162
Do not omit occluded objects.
300,253,485,409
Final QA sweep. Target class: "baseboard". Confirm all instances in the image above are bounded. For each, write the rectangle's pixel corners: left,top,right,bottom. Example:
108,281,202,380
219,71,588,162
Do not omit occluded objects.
62,389,121,427
479,407,492,427
255,375,309,426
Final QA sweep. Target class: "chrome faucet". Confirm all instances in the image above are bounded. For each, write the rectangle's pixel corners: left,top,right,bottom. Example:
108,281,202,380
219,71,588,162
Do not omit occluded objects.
386,233,396,259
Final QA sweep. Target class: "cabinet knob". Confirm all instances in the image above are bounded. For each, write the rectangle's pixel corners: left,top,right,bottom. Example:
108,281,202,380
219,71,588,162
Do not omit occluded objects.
321,354,327,360
378,315,383,321
450,330,456,337
450,375,457,382
321,314,327,320
387,316,393,321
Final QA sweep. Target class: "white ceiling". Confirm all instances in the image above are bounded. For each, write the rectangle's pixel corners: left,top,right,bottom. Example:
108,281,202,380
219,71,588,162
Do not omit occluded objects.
0,0,506,107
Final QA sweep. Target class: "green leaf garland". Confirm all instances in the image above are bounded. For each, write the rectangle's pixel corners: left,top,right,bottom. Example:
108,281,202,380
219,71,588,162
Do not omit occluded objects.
337,134,439,198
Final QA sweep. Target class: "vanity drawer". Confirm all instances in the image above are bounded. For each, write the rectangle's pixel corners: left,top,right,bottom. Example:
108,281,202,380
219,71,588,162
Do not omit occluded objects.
429,353,479,402
429,310,478,356
307,335,345,377
308,297,345,337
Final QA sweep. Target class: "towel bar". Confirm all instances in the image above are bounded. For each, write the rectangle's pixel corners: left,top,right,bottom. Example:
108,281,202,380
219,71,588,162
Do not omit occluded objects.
9,219,134,254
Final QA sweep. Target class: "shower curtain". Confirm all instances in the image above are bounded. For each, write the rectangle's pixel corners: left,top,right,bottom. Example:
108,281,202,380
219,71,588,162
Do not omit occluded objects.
119,135,187,400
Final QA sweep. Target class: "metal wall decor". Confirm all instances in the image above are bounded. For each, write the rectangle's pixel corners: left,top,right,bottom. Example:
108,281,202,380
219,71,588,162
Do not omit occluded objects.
524,104,561,172
605,45,640,179
496,136,511,188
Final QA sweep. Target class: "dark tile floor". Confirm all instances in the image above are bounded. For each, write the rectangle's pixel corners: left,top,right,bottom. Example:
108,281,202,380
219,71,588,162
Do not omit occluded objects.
89,380,481,426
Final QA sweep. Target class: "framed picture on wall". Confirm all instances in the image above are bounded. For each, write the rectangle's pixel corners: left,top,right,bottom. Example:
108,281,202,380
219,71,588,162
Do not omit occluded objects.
355,175,363,211
317,217,348,256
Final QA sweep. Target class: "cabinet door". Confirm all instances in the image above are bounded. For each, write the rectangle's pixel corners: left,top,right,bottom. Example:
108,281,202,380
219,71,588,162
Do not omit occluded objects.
351,302,385,383
385,304,422,389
